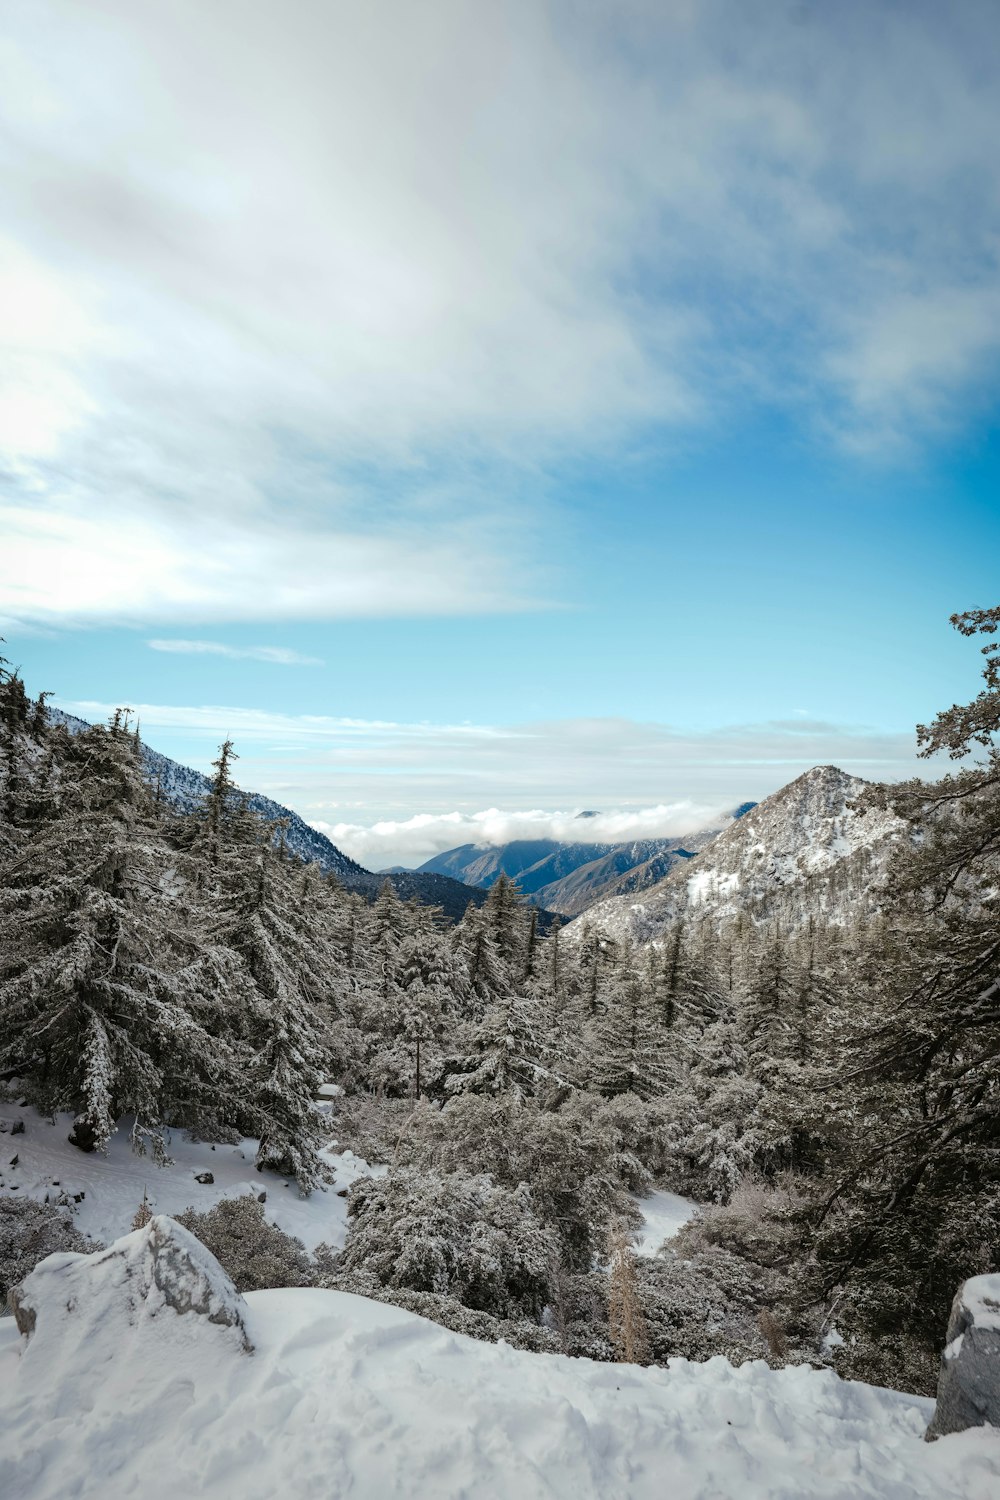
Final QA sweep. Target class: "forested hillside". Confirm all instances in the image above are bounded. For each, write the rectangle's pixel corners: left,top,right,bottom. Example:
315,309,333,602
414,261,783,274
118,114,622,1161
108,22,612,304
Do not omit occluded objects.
48,707,500,923
1,609,998,1396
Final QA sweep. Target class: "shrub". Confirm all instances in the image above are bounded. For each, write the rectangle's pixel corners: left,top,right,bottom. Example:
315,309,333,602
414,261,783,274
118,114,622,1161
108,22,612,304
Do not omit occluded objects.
175,1195,314,1292
0,1197,99,1308
339,1167,558,1320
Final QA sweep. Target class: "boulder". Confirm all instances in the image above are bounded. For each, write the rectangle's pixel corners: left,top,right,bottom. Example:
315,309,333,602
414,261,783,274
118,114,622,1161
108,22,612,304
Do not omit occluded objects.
926,1274,1000,1440
11,1214,253,1363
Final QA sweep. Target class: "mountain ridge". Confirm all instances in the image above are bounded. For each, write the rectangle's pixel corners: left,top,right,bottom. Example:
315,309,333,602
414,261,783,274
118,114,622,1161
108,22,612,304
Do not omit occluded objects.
415,804,756,916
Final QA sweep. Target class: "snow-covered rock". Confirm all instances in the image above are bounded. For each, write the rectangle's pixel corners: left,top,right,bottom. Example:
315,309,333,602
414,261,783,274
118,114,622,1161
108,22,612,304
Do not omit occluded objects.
566,765,904,947
11,1215,251,1380
926,1275,1000,1441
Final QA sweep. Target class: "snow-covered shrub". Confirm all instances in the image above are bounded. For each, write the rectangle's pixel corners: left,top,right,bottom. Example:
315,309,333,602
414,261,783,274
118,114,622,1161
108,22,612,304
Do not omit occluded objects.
0,1198,100,1308
339,1168,557,1320
585,1093,673,1188
399,1095,640,1271
678,1173,811,1269
327,1094,415,1165
637,1249,796,1367
175,1196,314,1293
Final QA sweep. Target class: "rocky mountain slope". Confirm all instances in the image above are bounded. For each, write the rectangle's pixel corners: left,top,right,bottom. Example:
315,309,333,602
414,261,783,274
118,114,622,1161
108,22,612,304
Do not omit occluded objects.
566,765,904,946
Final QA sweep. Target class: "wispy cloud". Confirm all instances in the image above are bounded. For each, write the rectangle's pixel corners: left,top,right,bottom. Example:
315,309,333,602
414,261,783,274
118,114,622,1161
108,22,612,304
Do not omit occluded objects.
2,2,998,627
147,639,323,666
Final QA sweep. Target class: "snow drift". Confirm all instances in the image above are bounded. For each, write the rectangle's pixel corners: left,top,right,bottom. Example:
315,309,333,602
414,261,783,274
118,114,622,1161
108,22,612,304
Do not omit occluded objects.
2,1223,999,1500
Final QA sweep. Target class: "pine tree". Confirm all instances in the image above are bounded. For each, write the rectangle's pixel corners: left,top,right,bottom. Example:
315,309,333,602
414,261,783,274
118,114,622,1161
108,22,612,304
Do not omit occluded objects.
0,718,249,1156
588,944,670,1101
813,607,1000,1353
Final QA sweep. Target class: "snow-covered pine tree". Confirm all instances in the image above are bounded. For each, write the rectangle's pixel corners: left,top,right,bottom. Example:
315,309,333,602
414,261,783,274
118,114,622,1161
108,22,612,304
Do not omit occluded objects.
215,839,334,1190
0,716,249,1156
588,943,671,1101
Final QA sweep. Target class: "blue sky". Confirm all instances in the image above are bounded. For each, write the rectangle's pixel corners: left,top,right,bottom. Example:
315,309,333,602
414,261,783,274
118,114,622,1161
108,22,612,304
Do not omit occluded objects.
2,1,999,866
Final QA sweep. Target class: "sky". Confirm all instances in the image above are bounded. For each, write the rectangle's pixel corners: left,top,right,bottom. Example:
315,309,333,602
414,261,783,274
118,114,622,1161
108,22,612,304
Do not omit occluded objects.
2,0,999,868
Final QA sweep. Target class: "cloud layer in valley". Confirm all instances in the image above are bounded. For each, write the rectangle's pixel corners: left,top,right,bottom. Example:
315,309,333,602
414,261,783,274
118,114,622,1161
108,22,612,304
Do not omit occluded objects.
2,1,999,628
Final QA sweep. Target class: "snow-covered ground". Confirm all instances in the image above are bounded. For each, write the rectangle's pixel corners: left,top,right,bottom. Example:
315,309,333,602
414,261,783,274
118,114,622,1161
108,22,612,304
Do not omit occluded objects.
633,1187,696,1255
0,1099,382,1252
2,1257,999,1500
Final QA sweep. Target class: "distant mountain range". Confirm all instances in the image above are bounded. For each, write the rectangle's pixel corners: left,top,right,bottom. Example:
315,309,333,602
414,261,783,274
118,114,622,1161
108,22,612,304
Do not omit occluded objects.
50,712,898,938
414,803,757,916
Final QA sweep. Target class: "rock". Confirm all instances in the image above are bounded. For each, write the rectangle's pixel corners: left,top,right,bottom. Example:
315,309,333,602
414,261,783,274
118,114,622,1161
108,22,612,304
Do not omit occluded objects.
9,1154,17,1168
68,1117,98,1153
926,1274,1000,1440
257,1191,266,1203
194,1171,215,1185
10,1120,24,1135
11,1214,252,1361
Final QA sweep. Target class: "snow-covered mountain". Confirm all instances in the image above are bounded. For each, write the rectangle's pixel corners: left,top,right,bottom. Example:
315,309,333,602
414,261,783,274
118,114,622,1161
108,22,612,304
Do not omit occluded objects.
567,766,904,946
51,708,366,880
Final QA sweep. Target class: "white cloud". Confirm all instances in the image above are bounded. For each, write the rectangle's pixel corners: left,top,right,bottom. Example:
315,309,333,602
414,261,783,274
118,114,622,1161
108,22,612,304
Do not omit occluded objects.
147,640,322,665
1,2,998,626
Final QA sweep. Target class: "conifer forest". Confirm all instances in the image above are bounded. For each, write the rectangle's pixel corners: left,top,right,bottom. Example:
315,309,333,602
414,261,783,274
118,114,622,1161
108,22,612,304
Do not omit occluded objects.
2,608,997,1399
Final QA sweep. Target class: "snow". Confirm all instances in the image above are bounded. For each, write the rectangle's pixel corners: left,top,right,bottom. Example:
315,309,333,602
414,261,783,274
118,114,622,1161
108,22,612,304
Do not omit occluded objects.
0,1100,383,1253
962,1275,1000,1334
2,1241,998,1500
633,1188,696,1256
687,868,740,907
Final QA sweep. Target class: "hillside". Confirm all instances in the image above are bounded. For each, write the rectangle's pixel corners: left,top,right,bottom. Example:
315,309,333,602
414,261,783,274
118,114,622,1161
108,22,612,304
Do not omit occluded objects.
568,765,903,945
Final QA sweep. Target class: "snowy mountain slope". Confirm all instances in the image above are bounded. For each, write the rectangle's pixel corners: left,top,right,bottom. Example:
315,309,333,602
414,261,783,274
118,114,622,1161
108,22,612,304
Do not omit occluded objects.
49,708,365,879
3,1239,998,1500
47,708,494,921
530,833,715,916
567,766,904,946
